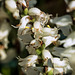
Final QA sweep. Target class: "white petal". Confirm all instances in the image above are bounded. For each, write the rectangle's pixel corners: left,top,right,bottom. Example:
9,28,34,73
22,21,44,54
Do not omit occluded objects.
53,58,68,67
29,7,41,16
5,0,17,13
60,31,75,48
51,15,73,27
42,36,59,47
13,9,20,19
0,49,7,60
68,1,75,11
42,49,53,66
18,0,26,6
18,55,38,67
52,47,75,58
42,27,58,37
59,25,72,36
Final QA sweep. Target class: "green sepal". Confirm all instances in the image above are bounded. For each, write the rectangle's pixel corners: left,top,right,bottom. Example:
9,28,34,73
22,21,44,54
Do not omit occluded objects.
24,8,28,15
47,68,53,75
36,49,42,55
41,44,45,50
30,18,35,22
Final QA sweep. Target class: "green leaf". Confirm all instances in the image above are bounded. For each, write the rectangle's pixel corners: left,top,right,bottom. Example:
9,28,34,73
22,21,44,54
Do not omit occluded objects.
1,67,11,75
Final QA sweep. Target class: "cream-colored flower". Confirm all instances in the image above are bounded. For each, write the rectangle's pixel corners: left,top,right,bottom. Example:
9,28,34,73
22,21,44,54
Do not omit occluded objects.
19,16,30,29
51,15,73,27
42,35,59,47
1,48,16,63
18,55,38,68
50,15,73,36
18,16,33,44
52,47,75,58
18,0,26,7
42,49,53,66
54,68,64,75
53,58,72,74
0,47,7,60
26,39,41,54
42,27,58,37
5,0,17,13
26,45,36,54
0,20,11,48
32,21,42,38
13,9,20,19
59,25,72,36
5,0,20,19
59,31,75,48
67,1,75,12
30,39,41,48
29,7,41,16
29,7,50,25
17,16,33,44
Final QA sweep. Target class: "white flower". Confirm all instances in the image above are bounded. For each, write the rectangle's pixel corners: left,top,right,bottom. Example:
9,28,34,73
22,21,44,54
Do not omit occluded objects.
42,27,58,37
59,25,72,36
1,48,16,63
36,13,50,25
32,21,42,38
18,16,33,44
0,46,7,60
18,0,26,7
19,15,30,29
42,49,53,66
50,15,73,36
0,20,11,48
29,8,50,25
18,55,38,68
30,39,41,48
5,0,20,19
52,46,75,74
13,9,20,19
42,36,59,47
51,15,73,27
52,47,75,58
32,22,59,47
53,58,72,74
33,21,42,32
59,31,75,48
54,58,68,67
26,39,41,54
26,45,37,54
54,68,64,74
29,7,41,16
5,0,17,13
67,1,75,12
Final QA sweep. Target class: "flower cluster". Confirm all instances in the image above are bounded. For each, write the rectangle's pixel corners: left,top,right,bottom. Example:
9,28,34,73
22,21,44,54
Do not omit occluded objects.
4,0,75,75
